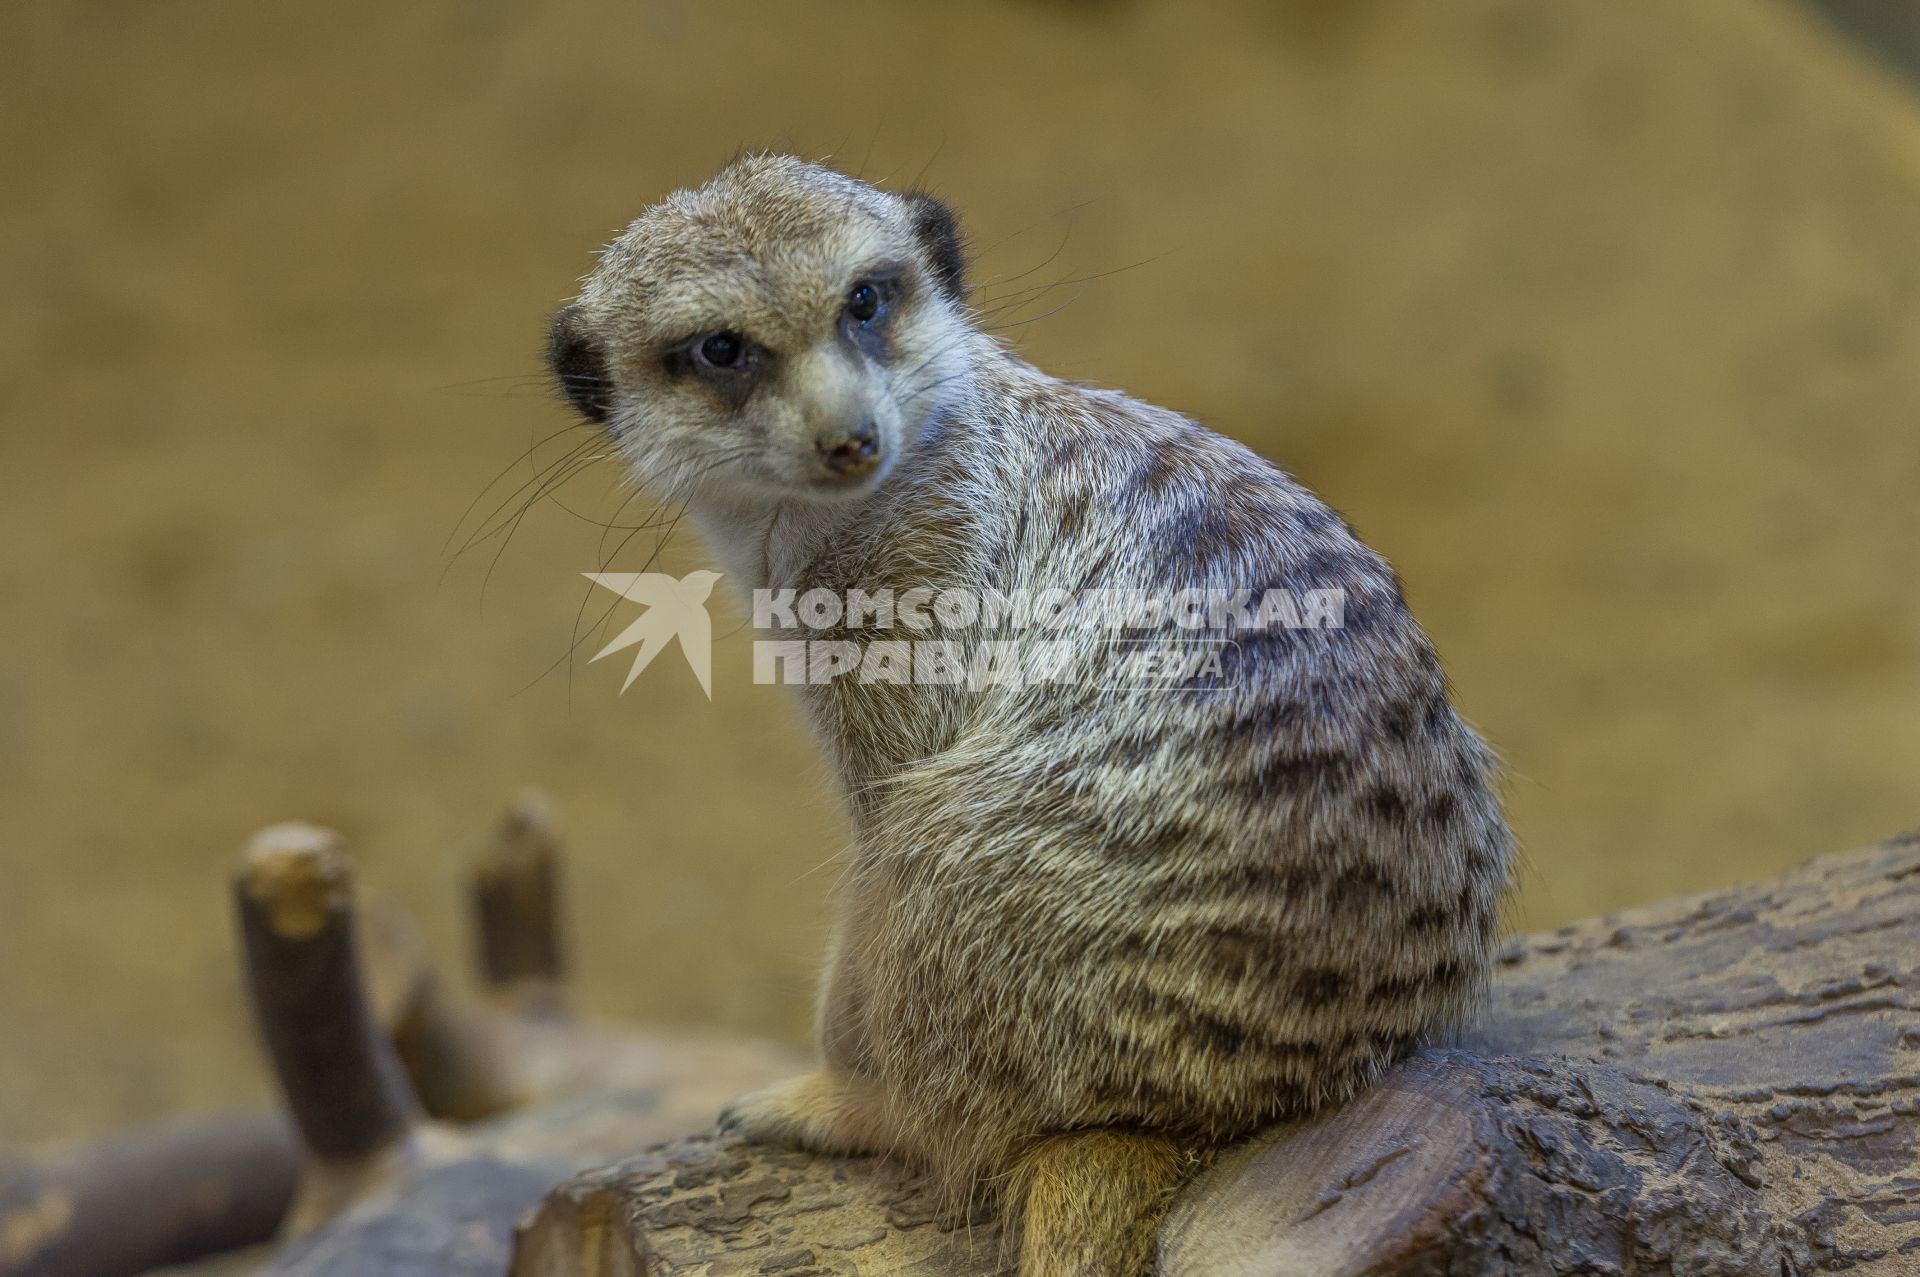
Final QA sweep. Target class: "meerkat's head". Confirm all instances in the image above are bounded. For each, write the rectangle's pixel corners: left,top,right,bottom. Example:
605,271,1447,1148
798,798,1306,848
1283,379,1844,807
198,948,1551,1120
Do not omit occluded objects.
548,155,973,505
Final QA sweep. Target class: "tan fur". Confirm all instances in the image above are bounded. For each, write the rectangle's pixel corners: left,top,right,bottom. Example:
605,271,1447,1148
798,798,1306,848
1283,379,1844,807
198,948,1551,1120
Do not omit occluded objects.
549,155,1515,1276
1009,1132,1197,1277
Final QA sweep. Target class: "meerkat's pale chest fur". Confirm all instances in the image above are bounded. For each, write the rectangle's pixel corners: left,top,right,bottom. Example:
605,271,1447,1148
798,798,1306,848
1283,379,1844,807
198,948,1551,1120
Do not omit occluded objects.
548,155,1513,1277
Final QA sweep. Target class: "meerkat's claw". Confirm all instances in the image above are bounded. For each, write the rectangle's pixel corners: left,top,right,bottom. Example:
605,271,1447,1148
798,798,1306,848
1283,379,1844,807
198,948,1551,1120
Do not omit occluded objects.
718,1075,825,1147
713,1099,748,1135
718,1071,887,1158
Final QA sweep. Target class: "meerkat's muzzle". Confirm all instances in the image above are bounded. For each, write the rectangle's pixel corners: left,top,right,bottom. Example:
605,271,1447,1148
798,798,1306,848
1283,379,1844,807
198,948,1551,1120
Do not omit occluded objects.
815,419,881,478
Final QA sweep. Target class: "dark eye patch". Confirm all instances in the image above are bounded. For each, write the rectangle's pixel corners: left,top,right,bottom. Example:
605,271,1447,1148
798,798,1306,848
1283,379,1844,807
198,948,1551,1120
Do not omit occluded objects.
841,269,904,361
662,329,770,409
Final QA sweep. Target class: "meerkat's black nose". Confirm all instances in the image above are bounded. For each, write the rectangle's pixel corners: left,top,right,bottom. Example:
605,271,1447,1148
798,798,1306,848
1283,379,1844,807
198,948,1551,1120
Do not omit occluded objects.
819,420,881,475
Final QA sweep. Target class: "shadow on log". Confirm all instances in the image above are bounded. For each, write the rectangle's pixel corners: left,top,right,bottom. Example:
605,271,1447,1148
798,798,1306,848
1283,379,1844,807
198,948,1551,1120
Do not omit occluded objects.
506,832,1920,1275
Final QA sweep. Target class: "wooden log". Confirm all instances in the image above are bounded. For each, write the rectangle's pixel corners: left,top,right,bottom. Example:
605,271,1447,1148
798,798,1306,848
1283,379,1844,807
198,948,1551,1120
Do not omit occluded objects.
1461,830,1920,1271
0,1113,299,1277
504,831,1920,1276
1159,1051,1802,1275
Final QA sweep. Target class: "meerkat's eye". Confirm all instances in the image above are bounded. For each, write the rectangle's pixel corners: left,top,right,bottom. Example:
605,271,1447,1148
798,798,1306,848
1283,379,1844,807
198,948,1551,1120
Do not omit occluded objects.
846,281,884,325
697,332,744,369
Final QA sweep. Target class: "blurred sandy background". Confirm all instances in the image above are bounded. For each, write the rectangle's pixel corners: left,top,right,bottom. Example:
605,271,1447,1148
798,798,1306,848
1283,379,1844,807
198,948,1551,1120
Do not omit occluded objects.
2,0,1916,1146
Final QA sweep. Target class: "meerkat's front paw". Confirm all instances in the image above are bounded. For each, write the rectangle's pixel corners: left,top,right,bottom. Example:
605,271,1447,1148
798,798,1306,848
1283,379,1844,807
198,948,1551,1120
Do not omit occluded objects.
718,1070,879,1157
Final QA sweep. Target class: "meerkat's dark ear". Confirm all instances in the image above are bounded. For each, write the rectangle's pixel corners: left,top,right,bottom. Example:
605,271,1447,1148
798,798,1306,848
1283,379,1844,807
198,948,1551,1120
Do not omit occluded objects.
902,191,967,303
547,304,613,425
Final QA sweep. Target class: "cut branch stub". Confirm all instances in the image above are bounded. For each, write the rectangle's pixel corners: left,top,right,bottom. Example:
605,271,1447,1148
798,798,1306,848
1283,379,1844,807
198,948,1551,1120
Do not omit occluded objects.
360,899,522,1124
235,823,423,1165
472,790,566,1001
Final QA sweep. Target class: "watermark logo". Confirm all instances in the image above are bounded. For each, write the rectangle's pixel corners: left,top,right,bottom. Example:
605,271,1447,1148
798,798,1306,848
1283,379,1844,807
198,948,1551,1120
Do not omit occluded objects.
584,569,723,698
582,576,1344,698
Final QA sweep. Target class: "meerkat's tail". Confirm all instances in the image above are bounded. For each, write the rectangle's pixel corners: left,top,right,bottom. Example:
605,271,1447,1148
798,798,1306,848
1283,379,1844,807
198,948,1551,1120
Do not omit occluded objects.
1004,1129,1201,1277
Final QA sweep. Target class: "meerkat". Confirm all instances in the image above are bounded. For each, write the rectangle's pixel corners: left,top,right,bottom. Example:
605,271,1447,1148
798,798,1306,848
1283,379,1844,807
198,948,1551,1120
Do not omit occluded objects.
547,155,1513,1277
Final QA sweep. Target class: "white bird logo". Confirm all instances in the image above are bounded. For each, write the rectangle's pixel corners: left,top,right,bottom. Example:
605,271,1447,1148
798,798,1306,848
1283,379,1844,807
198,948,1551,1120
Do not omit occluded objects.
583,569,724,699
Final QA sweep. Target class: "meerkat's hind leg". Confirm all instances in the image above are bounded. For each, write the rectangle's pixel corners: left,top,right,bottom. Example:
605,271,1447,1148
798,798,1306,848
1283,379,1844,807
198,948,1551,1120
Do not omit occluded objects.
1006,1129,1198,1277
717,1069,900,1158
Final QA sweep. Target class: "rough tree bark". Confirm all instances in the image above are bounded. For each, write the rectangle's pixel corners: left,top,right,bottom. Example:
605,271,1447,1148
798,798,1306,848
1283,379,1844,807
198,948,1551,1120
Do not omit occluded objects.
508,832,1920,1276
